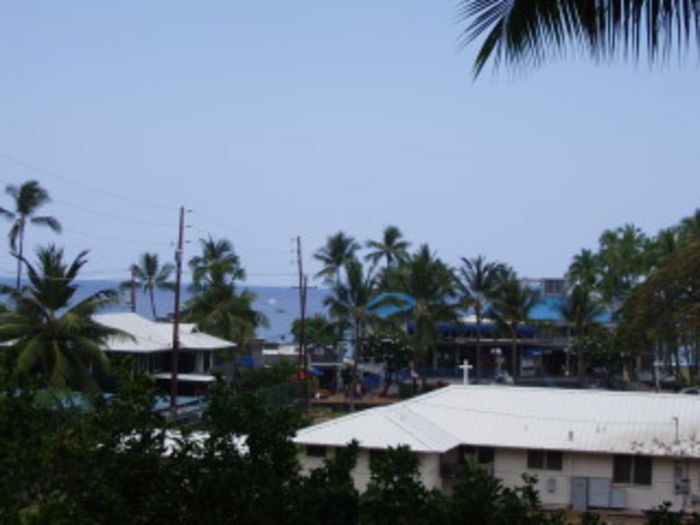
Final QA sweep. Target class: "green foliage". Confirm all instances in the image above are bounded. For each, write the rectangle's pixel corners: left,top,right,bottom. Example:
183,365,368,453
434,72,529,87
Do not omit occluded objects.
387,245,457,385
458,0,700,75
291,315,337,344
0,179,62,289
360,445,448,525
645,501,700,525
0,245,120,392
184,236,267,347
314,231,361,286
295,441,360,525
122,252,174,319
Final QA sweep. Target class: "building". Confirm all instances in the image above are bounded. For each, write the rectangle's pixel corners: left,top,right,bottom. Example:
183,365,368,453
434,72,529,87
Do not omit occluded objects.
424,277,613,381
94,312,235,395
295,385,700,513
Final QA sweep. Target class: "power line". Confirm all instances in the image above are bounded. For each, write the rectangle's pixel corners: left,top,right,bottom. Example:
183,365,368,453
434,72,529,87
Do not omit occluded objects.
64,227,173,246
52,199,172,228
0,153,174,211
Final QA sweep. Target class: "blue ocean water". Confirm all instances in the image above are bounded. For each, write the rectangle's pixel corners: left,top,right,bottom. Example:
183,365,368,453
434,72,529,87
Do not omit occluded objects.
1,279,329,342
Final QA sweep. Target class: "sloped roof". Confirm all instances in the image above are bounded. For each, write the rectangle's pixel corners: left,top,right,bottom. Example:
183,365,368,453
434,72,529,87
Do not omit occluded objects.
94,312,234,353
294,385,700,457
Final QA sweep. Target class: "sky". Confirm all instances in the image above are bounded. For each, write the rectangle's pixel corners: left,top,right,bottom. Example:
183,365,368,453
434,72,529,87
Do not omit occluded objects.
0,1,698,286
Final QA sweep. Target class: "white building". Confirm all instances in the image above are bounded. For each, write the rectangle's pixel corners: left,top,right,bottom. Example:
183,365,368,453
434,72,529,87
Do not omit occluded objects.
294,385,700,513
94,312,234,394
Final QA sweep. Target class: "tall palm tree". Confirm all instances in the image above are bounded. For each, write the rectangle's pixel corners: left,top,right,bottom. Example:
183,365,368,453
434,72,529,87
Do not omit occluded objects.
184,237,267,349
559,285,604,377
325,259,378,410
455,256,505,378
365,225,411,270
488,272,540,379
459,0,700,75
597,224,648,310
0,180,62,289
566,249,599,291
0,245,121,391
314,232,360,287
189,236,245,292
390,245,457,389
126,253,174,319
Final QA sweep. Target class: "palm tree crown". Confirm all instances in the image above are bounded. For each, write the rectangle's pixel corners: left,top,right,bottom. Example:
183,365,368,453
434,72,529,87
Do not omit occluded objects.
314,231,360,286
189,237,245,291
127,253,174,320
0,245,121,391
0,180,62,289
365,225,410,269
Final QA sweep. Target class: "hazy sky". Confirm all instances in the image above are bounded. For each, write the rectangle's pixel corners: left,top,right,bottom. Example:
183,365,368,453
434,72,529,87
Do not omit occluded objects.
1,1,698,286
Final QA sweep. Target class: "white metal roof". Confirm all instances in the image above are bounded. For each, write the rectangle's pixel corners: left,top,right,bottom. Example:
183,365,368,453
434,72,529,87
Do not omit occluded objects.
294,385,700,457
94,312,235,353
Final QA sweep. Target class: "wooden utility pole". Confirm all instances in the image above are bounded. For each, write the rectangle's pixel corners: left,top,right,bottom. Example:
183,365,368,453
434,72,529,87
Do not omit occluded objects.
296,236,307,370
170,206,185,415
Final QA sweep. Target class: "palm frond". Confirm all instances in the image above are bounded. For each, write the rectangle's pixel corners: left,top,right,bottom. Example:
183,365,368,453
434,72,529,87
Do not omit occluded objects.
459,0,700,75
30,215,62,233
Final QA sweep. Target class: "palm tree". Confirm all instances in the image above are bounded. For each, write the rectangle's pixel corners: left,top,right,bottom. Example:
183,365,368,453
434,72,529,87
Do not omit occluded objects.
0,245,121,391
365,225,410,270
566,249,599,291
559,285,604,377
597,224,648,310
184,237,267,349
185,287,267,348
487,272,540,379
390,245,457,389
0,180,62,289
459,0,700,75
126,253,174,319
189,237,245,291
455,256,505,378
314,232,360,286
325,259,378,410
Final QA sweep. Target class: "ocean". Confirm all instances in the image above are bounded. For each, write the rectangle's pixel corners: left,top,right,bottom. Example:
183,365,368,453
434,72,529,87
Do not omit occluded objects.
1,279,329,343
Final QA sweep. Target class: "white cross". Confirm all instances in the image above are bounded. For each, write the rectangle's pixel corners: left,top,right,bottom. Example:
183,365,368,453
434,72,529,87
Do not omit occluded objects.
459,359,473,385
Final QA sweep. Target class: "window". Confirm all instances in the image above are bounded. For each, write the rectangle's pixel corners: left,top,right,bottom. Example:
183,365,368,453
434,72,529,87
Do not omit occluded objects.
459,445,495,465
306,445,327,458
613,455,652,485
527,450,563,470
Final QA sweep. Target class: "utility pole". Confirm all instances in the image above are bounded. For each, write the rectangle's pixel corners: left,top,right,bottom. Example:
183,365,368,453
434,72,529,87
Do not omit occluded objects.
296,236,311,408
170,206,185,416
296,236,307,370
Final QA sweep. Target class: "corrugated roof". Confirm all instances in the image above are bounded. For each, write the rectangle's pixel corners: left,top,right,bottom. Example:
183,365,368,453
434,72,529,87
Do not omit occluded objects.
294,385,700,456
94,312,234,353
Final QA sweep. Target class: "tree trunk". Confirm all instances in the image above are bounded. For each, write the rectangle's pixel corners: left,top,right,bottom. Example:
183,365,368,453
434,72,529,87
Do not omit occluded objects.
511,328,518,379
149,287,157,319
475,308,482,380
349,321,361,412
15,221,24,290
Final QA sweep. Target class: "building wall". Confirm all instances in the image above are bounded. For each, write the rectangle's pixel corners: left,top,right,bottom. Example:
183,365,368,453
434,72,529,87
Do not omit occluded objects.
298,445,700,514
491,448,699,513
